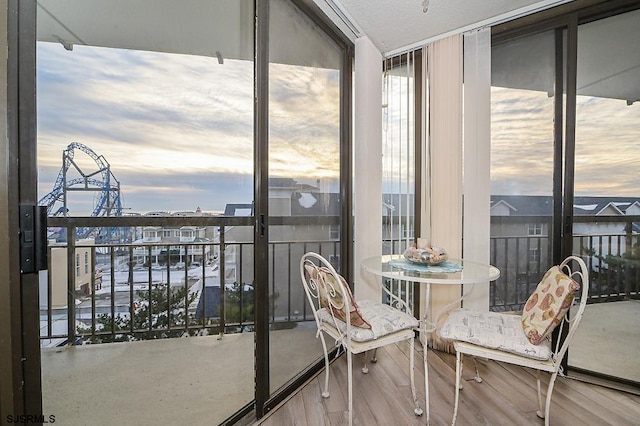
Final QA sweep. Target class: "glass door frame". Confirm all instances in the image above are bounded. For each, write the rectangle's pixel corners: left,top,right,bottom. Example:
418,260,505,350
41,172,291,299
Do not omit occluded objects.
492,0,640,385
5,0,353,422
253,0,353,419
4,0,43,418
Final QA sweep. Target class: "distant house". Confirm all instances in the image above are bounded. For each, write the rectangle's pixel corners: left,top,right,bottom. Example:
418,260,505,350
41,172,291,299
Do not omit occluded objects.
490,195,640,238
132,209,212,266
490,195,640,294
41,238,97,309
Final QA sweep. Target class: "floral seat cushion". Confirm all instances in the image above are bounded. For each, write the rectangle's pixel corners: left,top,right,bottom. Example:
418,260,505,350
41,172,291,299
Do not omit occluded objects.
304,261,371,329
438,308,552,360
317,299,420,343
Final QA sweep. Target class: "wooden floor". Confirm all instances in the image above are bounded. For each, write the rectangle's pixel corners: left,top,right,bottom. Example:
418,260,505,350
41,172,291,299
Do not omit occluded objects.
257,342,640,426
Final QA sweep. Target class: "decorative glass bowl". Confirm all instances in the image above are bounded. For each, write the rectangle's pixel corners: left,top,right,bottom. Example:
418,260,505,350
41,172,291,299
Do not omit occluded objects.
403,245,448,265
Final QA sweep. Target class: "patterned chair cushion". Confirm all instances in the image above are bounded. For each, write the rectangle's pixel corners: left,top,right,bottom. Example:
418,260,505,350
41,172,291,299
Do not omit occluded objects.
304,262,371,329
521,265,580,345
317,299,420,342
438,308,552,360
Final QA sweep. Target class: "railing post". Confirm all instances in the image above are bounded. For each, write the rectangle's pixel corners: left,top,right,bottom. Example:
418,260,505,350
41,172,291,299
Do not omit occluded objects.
166,251,171,331
47,243,53,339
67,227,76,345
90,246,96,338
219,227,225,337
625,219,633,299
128,246,135,333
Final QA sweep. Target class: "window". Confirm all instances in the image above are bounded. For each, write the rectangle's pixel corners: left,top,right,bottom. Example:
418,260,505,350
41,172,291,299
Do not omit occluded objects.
401,224,414,239
382,53,419,256
529,247,540,263
491,29,556,311
329,255,340,270
84,252,89,274
329,224,339,240
76,253,80,277
528,223,542,236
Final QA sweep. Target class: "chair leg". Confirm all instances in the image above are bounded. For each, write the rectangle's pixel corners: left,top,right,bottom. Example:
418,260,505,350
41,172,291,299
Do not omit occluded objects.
424,337,430,425
362,350,369,374
409,337,424,417
543,372,558,426
471,357,482,383
371,348,378,363
452,350,462,426
318,332,331,398
535,371,544,419
347,350,354,426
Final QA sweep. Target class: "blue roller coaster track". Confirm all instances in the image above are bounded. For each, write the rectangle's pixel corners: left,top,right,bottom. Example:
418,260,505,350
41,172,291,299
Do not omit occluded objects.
38,142,124,241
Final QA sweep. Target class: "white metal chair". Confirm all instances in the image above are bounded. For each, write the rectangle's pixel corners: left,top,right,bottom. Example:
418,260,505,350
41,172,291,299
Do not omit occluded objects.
438,255,589,426
300,252,427,426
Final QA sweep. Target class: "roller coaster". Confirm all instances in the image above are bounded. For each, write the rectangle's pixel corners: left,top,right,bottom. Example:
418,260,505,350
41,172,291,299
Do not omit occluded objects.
38,142,124,241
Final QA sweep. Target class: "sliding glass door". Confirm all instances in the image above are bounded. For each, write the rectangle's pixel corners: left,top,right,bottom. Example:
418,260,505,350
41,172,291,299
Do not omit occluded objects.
568,8,640,384
491,2,640,387
15,0,353,422
490,29,557,310
266,0,348,400
36,1,257,424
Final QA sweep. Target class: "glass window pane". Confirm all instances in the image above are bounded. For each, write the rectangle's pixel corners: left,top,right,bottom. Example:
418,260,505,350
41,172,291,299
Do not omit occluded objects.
490,30,556,311
383,56,417,256
37,1,255,423
268,0,344,394
569,9,640,383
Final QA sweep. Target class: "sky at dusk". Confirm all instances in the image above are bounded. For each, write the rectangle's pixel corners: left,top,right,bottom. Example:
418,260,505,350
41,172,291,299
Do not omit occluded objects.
491,87,640,196
36,40,640,217
36,42,340,215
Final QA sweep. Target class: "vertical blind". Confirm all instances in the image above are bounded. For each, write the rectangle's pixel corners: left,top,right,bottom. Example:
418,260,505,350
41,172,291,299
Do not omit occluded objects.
427,34,463,350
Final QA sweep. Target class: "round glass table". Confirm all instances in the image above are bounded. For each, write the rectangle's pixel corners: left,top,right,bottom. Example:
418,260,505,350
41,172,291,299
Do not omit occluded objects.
361,254,500,285
361,254,500,331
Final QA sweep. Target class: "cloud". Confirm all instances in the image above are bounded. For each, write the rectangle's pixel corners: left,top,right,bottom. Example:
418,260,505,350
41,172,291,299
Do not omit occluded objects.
38,39,640,215
490,87,640,196
37,41,341,215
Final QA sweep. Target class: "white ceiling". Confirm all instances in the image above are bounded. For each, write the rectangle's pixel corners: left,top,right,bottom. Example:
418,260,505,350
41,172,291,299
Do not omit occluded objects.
37,0,574,61
317,0,640,102
315,0,574,55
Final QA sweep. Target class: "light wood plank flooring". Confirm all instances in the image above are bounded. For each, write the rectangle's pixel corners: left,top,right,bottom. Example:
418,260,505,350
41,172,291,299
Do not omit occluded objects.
257,343,640,426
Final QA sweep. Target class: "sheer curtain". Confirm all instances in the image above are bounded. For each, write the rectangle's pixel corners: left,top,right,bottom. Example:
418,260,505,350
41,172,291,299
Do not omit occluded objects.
463,28,492,311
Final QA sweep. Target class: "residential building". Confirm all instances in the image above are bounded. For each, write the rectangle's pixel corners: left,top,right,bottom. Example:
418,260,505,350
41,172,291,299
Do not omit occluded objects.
40,238,96,309
133,210,212,266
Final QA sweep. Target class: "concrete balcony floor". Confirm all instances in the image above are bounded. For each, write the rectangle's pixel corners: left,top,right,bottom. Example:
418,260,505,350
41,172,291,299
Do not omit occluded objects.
41,302,639,425
570,300,640,383
41,327,323,425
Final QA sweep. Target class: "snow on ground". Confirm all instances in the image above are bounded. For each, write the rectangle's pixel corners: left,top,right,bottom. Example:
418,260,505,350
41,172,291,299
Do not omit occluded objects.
95,265,219,295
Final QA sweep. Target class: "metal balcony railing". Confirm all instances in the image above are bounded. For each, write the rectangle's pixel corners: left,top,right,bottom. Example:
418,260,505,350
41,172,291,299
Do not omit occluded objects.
41,215,340,346
39,214,639,345
489,215,640,311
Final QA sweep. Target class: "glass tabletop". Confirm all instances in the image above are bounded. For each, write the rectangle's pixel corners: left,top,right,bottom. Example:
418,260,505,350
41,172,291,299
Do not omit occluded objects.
361,254,500,284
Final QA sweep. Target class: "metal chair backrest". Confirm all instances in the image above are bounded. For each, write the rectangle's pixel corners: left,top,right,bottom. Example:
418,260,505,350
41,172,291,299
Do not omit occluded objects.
552,255,590,364
300,252,354,336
